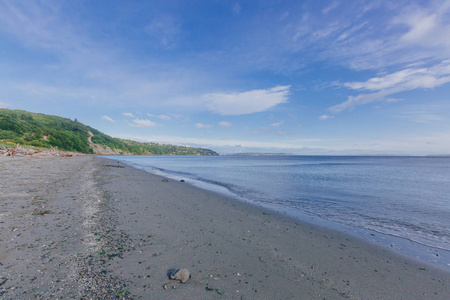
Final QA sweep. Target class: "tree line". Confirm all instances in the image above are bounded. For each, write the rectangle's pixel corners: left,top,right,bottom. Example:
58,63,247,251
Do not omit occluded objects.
0,109,218,156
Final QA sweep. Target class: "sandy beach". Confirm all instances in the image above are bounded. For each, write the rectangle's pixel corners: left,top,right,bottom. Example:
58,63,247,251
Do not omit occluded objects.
1,155,449,299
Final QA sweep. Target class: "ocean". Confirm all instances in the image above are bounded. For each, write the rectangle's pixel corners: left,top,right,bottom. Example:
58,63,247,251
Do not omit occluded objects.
106,155,450,270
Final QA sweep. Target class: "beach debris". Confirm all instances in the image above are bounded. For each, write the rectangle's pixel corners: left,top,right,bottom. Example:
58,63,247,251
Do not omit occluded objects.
163,283,168,290
103,165,125,169
206,286,224,295
32,209,52,216
0,144,79,158
169,268,191,283
162,179,169,182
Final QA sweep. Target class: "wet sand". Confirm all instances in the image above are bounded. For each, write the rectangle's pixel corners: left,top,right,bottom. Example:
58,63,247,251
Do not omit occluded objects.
0,155,449,299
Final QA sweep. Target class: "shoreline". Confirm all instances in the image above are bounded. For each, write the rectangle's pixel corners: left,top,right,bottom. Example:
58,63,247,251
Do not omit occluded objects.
111,155,450,273
1,155,449,299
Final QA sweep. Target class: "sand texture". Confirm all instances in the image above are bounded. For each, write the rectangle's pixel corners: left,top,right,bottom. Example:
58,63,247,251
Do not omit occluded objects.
0,155,449,299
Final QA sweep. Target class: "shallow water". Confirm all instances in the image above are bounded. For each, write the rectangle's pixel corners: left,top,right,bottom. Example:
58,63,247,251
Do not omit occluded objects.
107,155,450,268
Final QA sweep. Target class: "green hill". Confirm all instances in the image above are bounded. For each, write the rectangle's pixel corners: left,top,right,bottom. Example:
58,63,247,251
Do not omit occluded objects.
0,109,218,155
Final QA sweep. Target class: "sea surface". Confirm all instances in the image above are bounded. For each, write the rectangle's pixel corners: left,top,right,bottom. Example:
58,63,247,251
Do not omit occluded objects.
106,155,450,270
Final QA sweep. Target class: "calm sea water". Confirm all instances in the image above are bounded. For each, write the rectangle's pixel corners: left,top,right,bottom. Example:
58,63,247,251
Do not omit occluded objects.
107,155,450,268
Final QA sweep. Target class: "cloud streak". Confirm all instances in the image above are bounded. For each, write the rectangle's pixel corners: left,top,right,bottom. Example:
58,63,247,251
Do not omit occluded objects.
102,115,115,122
319,115,333,120
219,121,232,129
331,60,450,112
123,112,135,118
147,114,171,121
132,119,158,128
271,121,284,127
203,86,290,115
195,123,212,129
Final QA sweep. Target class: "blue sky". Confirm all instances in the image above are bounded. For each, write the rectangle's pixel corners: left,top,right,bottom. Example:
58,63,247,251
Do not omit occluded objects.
1,0,450,155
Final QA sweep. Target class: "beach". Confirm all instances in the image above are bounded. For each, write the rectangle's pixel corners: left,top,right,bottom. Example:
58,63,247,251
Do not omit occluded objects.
1,155,449,299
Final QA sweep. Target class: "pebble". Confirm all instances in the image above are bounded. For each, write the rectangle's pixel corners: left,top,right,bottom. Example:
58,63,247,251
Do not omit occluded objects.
170,268,191,283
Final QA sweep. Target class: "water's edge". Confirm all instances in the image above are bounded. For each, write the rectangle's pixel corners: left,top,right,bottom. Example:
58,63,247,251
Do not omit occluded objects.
103,156,450,272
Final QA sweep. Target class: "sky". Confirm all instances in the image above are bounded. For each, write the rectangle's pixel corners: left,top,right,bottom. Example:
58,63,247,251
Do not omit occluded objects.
1,0,450,155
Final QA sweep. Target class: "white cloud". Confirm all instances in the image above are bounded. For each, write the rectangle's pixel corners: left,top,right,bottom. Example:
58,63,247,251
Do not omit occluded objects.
102,115,115,122
322,1,340,14
123,112,135,118
344,62,450,91
271,121,284,127
331,60,450,112
132,119,158,128
282,1,450,71
157,115,171,120
203,85,290,115
147,113,171,120
195,123,212,129
319,115,333,120
219,121,232,129
393,1,450,50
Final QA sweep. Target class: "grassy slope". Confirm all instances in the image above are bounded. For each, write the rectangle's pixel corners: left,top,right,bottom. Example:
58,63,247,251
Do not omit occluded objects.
0,109,218,155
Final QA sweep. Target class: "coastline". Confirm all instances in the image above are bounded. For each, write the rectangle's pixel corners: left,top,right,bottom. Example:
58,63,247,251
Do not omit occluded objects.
107,155,450,272
1,155,449,299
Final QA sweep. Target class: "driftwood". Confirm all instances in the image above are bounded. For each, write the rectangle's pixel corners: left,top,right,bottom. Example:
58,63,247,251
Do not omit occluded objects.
0,144,80,158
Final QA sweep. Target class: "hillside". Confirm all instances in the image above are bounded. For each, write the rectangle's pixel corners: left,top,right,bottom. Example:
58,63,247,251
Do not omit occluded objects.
0,109,218,155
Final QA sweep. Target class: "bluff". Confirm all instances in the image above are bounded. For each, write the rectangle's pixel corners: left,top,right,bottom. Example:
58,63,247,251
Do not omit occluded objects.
0,109,218,156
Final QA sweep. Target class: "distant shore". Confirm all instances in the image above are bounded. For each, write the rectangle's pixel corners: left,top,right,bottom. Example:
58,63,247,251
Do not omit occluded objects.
0,155,449,299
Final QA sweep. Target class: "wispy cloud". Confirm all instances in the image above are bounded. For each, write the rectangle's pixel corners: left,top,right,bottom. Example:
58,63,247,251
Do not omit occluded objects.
330,60,450,112
122,112,135,118
132,119,158,128
219,121,232,129
0,2,209,111
271,121,284,127
102,115,115,122
195,123,212,129
319,115,333,120
145,15,181,49
266,1,450,72
203,86,290,115
398,104,448,123
322,0,340,14
393,1,450,51
147,113,171,121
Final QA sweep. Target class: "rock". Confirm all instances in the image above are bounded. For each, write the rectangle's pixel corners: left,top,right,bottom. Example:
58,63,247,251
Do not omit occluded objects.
162,179,169,182
180,179,185,182
169,268,191,283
